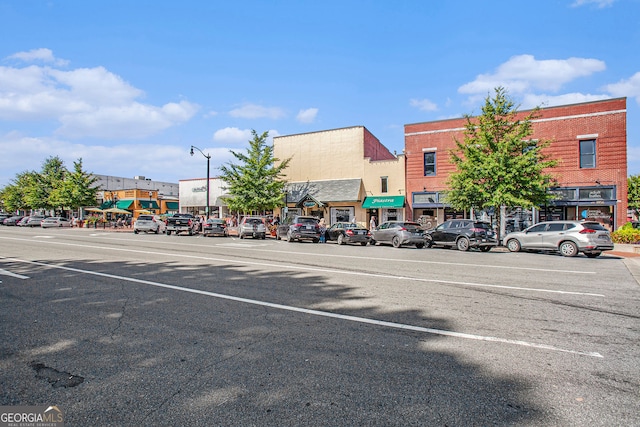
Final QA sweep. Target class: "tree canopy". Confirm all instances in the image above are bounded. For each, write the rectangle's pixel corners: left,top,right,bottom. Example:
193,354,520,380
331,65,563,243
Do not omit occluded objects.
0,157,97,213
446,87,557,234
218,130,291,214
628,175,640,219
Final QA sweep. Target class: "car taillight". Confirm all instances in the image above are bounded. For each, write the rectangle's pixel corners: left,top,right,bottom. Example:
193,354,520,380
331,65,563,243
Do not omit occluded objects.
580,229,597,234
294,223,303,228
346,229,354,236
399,227,407,231
470,228,485,233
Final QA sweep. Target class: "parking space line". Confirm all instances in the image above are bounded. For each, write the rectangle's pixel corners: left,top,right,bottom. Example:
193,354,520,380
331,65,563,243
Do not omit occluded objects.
0,268,29,279
2,257,604,358
0,237,604,297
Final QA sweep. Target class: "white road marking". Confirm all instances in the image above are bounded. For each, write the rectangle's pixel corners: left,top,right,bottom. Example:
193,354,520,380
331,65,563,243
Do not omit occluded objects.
85,234,598,276
0,237,604,297
2,257,604,358
0,268,29,279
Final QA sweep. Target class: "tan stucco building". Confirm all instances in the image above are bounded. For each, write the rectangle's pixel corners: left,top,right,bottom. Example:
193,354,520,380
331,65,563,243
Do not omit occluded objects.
274,126,405,227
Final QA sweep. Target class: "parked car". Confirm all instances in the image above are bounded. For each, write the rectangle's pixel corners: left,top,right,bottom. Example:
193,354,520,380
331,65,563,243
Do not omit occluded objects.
425,219,497,252
0,213,10,224
502,220,614,258
41,217,72,228
371,221,426,248
239,216,267,239
276,216,321,243
134,215,165,234
17,216,31,226
325,222,371,246
22,216,47,227
203,218,228,237
3,216,23,226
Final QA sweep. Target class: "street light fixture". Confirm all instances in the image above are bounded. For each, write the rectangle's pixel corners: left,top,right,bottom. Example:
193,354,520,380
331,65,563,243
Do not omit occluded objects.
190,145,211,219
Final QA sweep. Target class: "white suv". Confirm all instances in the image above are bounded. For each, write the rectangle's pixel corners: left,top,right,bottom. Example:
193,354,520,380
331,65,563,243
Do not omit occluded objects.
239,216,267,239
133,215,165,234
503,220,614,258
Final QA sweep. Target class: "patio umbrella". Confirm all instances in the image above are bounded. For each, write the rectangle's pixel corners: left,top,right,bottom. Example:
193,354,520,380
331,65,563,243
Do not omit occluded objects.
135,209,153,214
85,207,103,212
103,207,132,215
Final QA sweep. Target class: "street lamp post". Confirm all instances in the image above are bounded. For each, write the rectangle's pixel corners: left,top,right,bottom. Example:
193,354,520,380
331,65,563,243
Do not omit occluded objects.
190,145,211,219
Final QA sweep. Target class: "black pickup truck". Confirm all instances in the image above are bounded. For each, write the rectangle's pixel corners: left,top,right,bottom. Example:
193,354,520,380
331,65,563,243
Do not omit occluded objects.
165,213,200,236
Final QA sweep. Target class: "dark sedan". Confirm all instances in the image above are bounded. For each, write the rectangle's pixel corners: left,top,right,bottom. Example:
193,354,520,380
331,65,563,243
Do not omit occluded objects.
326,222,371,246
425,219,497,251
203,218,228,237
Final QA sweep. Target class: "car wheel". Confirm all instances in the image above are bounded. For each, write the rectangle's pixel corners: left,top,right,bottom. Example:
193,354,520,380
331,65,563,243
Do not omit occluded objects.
415,242,425,249
360,242,367,246
479,246,491,252
369,239,376,246
392,236,402,248
584,251,602,258
425,237,434,248
456,237,470,251
337,234,345,245
166,230,171,235
154,228,159,234
312,238,319,243
134,229,139,234
240,233,244,239
559,241,579,257
276,231,281,240
506,239,521,252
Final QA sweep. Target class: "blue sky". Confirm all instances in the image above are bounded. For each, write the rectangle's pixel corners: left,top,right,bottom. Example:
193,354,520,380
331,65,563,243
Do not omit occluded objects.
0,0,639,188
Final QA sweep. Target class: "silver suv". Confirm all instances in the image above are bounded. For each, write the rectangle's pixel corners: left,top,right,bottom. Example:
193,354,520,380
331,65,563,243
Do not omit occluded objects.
503,220,614,258
370,221,425,248
134,215,165,234
239,216,267,239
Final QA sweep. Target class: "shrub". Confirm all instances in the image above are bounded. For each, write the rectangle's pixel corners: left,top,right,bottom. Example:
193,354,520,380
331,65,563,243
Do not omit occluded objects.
611,222,640,244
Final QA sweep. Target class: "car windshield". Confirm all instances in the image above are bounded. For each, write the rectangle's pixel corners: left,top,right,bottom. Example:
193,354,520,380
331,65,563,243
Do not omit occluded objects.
472,222,491,230
298,218,317,224
246,218,263,225
582,222,608,231
138,216,153,221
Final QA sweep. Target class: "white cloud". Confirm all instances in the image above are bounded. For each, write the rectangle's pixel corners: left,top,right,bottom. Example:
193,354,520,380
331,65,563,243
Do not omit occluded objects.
571,0,615,8
296,108,318,123
212,127,253,143
458,54,606,95
0,50,199,138
228,103,286,119
6,48,69,66
409,98,438,112
603,72,640,103
0,132,235,186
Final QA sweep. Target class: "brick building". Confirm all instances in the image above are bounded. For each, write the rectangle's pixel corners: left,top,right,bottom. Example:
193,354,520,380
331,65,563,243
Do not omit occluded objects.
404,97,627,231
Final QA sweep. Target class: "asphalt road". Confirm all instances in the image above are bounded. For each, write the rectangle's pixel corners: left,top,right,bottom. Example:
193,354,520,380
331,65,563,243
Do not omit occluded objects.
1,226,638,426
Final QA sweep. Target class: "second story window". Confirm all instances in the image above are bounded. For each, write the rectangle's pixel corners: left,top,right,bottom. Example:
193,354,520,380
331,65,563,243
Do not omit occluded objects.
580,139,596,168
381,176,388,193
424,152,436,176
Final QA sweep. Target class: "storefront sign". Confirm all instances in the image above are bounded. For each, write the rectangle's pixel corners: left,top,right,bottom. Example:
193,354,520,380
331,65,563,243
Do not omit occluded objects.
303,201,316,207
192,186,207,193
578,187,613,200
413,193,438,204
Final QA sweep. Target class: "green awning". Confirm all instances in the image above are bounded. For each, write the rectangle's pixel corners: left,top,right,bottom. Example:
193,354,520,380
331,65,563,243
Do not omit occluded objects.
115,199,134,209
362,195,405,209
165,201,179,210
100,201,114,209
139,200,160,209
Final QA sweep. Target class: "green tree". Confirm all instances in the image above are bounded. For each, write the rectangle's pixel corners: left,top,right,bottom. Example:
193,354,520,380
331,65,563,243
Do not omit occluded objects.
446,87,557,239
52,158,98,212
1,172,33,213
218,130,291,214
628,175,640,219
24,156,67,211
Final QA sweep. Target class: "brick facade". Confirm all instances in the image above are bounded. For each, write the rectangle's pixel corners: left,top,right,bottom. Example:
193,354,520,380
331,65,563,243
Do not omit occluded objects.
405,98,627,230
